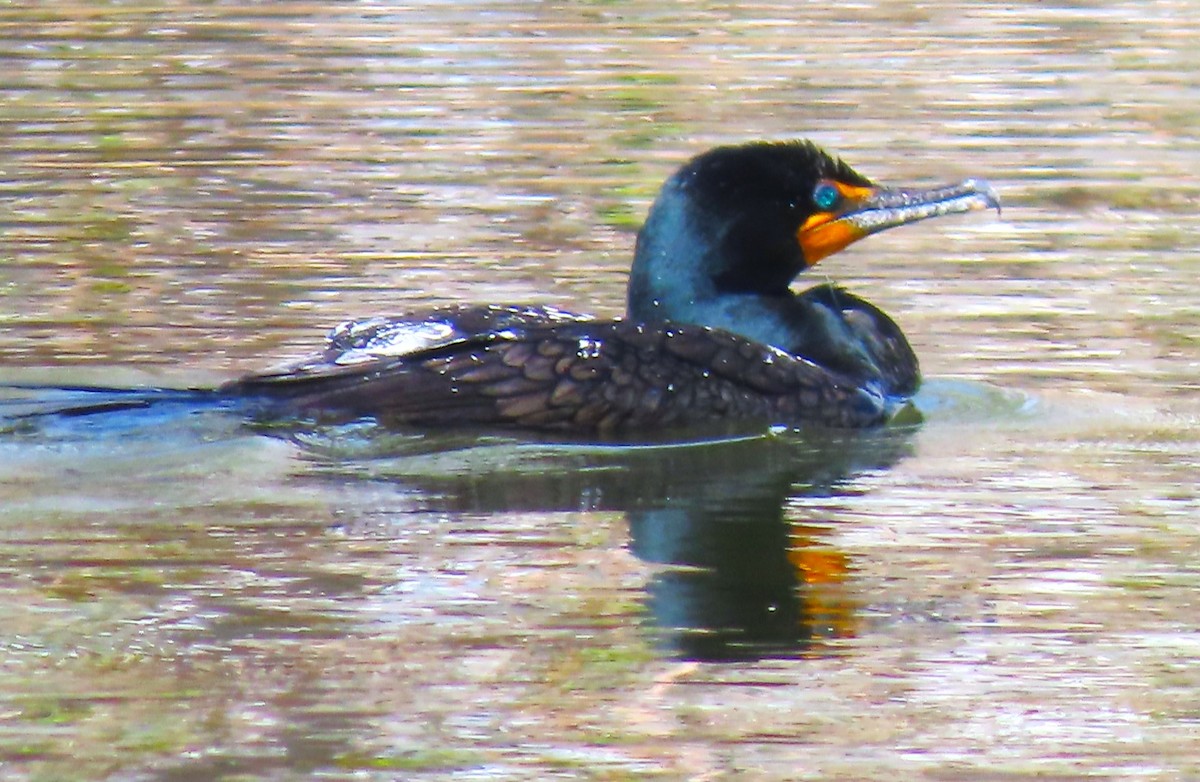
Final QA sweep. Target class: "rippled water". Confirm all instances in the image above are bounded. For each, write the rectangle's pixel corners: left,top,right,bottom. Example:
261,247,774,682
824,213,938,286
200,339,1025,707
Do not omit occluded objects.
1,2,1198,780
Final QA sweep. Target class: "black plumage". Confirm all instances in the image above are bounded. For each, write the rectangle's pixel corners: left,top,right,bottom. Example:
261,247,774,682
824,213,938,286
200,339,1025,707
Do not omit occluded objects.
227,303,893,433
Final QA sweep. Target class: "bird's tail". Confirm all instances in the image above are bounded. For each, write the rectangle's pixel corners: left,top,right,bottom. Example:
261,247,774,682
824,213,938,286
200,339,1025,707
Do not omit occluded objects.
0,383,225,422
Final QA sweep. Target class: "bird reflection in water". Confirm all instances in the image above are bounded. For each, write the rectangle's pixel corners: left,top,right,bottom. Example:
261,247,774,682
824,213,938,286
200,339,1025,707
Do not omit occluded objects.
298,423,916,662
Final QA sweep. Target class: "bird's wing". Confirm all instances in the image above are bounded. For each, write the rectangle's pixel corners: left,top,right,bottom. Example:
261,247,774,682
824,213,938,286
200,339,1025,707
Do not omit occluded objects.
228,311,888,432
796,284,920,395
233,304,591,383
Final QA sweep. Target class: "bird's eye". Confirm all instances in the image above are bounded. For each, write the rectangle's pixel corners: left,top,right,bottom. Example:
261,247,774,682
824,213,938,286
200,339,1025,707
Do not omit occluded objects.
812,182,841,211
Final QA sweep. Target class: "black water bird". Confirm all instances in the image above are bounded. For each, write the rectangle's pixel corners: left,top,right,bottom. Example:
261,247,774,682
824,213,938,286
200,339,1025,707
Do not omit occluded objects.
5,141,998,435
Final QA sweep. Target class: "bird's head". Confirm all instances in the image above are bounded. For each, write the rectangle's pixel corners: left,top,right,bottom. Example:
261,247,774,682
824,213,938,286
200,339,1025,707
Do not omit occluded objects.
628,140,999,317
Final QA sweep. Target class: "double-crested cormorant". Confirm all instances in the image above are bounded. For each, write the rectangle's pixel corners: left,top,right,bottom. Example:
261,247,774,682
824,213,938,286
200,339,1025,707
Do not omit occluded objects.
5,141,998,435
226,140,997,433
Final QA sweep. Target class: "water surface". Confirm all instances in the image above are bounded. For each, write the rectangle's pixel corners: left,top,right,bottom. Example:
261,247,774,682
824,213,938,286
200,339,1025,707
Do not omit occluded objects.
1,2,1198,780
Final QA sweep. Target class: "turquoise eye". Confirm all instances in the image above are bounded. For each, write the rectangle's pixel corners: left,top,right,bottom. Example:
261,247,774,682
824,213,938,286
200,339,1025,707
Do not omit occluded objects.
813,182,841,211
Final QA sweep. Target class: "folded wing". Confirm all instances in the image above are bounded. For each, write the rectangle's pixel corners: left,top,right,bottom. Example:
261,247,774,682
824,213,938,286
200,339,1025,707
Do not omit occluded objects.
227,304,890,432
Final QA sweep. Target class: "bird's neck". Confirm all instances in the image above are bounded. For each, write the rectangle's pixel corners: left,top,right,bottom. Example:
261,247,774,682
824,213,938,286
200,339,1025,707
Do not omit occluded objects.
627,180,803,330
626,194,720,324
627,187,806,348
